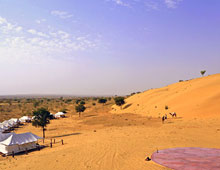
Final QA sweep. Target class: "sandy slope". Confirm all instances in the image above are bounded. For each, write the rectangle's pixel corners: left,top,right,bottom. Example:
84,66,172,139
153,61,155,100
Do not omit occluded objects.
112,74,220,118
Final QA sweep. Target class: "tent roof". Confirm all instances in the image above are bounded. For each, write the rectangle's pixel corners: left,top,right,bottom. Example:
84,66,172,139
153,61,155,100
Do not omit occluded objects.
20,116,31,120
0,123,8,129
2,121,14,127
0,132,42,146
0,133,15,142
55,112,65,116
9,118,19,122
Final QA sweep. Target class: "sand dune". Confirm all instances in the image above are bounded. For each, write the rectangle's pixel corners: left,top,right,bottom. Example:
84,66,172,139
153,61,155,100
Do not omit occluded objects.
112,74,220,118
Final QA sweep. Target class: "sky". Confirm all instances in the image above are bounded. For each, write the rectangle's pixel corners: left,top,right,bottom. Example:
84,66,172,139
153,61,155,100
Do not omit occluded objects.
0,0,219,96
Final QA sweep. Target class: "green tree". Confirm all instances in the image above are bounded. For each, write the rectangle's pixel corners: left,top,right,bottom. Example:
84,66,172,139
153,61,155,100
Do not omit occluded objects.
75,104,86,117
98,98,107,105
80,101,86,105
130,92,136,96
76,99,81,104
32,108,50,142
200,70,206,76
114,97,125,109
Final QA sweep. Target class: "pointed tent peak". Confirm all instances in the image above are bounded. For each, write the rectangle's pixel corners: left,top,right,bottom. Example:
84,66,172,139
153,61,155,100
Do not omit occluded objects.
0,132,15,142
0,134,14,146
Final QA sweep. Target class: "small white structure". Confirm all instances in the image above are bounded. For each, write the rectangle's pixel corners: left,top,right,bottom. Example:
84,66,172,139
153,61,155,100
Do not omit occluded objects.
0,132,42,155
8,118,20,126
19,116,31,123
2,121,14,129
54,112,66,118
50,113,55,119
0,124,10,133
5,118,20,128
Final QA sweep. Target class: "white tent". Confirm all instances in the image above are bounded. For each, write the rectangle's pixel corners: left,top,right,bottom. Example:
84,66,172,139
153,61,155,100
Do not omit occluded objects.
8,118,20,126
0,123,9,132
3,119,18,128
54,112,66,118
0,132,42,155
2,121,14,129
19,116,31,123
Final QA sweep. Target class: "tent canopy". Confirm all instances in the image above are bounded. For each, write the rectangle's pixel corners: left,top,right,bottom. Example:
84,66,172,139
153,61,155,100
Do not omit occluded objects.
55,112,65,115
8,118,19,123
2,121,14,128
0,132,42,146
19,116,31,122
55,112,66,117
0,123,8,130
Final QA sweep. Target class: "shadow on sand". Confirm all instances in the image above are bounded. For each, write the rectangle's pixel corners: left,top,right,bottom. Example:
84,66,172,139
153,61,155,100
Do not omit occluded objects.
51,132,81,138
7,145,47,157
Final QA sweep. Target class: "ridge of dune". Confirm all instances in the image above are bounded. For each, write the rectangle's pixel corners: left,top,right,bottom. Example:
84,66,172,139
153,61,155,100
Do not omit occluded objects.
111,73,220,118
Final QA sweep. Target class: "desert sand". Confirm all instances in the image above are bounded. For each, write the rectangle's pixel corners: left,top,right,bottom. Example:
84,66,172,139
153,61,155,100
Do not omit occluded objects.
0,74,220,170
112,74,220,119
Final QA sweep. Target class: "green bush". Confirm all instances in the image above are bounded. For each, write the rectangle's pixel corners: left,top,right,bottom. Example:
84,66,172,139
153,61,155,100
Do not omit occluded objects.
114,97,125,109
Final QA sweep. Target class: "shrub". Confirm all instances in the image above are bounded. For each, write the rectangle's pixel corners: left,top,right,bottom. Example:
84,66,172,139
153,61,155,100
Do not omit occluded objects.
98,98,107,105
75,104,86,117
114,97,125,109
80,101,86,105
200,70,206,76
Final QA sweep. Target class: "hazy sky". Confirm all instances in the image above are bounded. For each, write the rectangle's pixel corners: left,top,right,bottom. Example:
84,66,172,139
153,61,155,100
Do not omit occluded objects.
0,0,219,96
